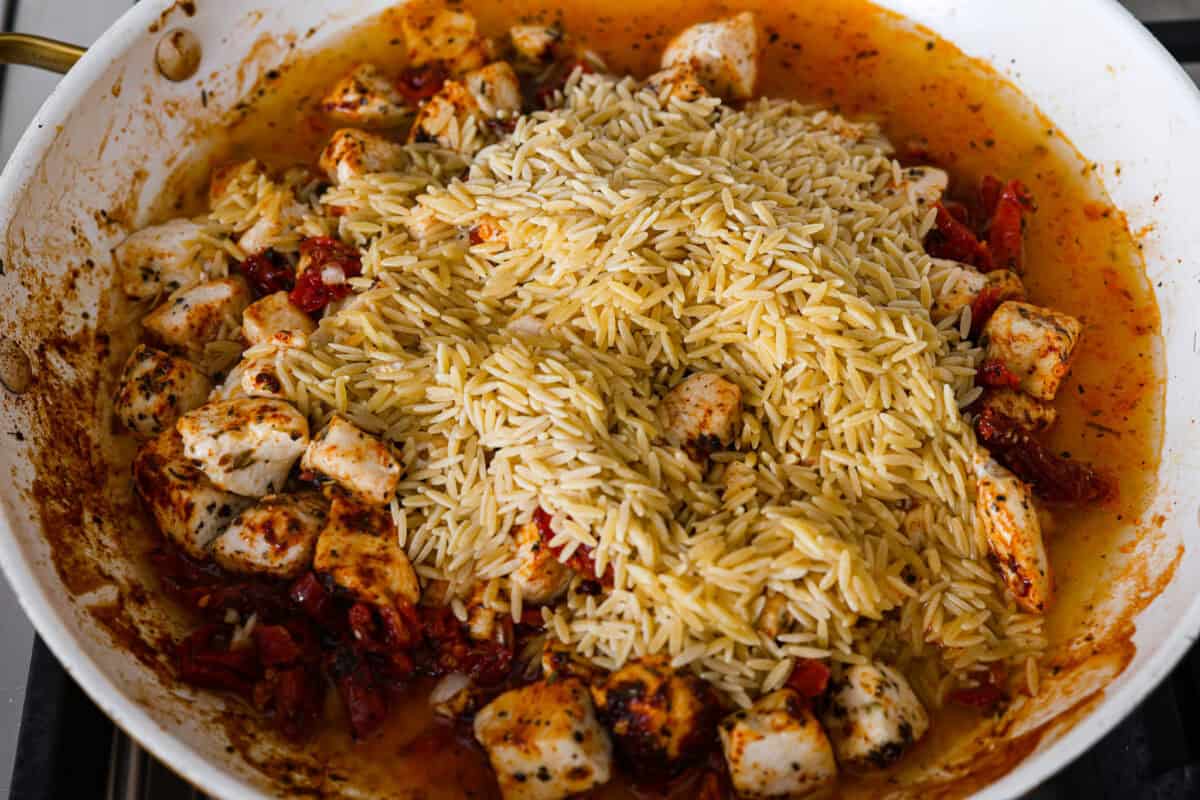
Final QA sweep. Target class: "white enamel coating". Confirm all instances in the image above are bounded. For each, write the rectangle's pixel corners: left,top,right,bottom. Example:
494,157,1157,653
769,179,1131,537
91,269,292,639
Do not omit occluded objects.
0,1,1196,797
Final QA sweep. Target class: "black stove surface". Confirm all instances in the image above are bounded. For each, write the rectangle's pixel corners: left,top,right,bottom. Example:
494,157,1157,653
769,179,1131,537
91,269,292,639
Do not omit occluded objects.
9,16,1200,800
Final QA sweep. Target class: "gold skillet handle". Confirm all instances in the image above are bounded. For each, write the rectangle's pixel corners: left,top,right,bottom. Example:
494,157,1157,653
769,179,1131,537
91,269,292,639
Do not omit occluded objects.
0,33,85,75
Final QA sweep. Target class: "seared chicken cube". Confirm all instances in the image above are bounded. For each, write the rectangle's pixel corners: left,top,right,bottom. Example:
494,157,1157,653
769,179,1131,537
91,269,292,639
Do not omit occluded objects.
239,353,290,400
401,7,492,74
719,689,837,798
464,62,522,118
319,129,409,186
884,166,948,212
820,663,930,770
114,345,212,437
242,292,315,346
590,656,721,770
142,277,252,353
644,63,709,102
542,640,605,684
974,453,1051,613
930,261,1025,323
315,490,420,606
408,80,481,150
509,24,564,63
511,520,571,605
660,372,743,459
474,678,613,800
301,415,402,505
211,491,328,578
661,12,758,100
133,429,252,559
176,398,310,497
113,219,207,300
321,63,410,127
466,584,503,642
983,301,1083,401
977,387,1057,432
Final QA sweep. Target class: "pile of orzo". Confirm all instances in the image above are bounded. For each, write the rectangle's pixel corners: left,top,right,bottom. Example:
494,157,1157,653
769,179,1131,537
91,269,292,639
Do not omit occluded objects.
256,71,1044,707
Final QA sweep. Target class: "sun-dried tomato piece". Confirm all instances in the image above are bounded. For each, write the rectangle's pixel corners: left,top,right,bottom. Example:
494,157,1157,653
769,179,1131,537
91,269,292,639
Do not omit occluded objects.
976,408,1114,505
176,624,260,694
289,236,362,313
969,287,1009,338
533,507,614,586
976,358,1022,390
785,658,831,700
238,248,296,297
253,624,305,667
926,202,992,269
395,62,449,103
985,179,1034,273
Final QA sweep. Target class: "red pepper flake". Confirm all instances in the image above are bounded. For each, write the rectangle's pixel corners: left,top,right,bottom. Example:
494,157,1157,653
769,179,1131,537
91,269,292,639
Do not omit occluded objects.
976,358,1022,390
289,236,362,313
926,202,992,269
237,248,295,298
395,62,449,103
976,408,1114,505
785,658,831,700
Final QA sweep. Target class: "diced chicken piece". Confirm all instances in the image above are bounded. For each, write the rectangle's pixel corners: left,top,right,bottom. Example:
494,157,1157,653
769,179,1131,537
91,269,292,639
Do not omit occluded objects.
720,689,837,798
983,301,1083,401
132,429,252,558
408,80,481,150
511,521,571,605
590,656,720,770
211,491,328,578
114,345,212,437
660,372,743,459
319,129,409,186
176,398,309,497
142,277,252,353
315,489,420,606
113,219,207,300
973,454,1051,613
929,261,1025,323
474,679,613,800
820,663,930,770
236,196,309,257
430,672,477,719
402,7,492,74
239,353,290,400
509,24,564,63
466,584,503,643
644,63,709,102
661,12,758,100
758,592,789,639
301,416,402,505
242,292,315,346
897,165,940,211
542,640,604,684
464,62,522,117
978,388,1057,432
321,63,410,127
